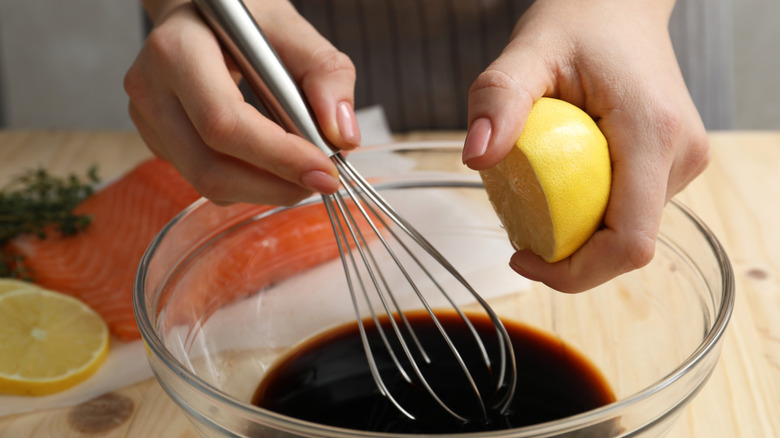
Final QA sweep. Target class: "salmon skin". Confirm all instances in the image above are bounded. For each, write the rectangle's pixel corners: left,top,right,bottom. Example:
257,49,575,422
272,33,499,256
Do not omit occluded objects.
6,159,201,340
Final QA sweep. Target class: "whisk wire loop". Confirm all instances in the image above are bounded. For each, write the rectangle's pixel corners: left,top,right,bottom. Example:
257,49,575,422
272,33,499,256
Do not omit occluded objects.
326,159,481,421
324,154,523,421
338,156,518,401
331,186,432,367
323,194,416,420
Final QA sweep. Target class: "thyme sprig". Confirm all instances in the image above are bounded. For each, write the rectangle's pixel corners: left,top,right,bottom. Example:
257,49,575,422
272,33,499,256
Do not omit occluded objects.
0,166,100,279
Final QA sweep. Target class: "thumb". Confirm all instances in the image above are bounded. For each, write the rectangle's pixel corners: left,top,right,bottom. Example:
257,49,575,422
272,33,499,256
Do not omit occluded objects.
462,46,554,170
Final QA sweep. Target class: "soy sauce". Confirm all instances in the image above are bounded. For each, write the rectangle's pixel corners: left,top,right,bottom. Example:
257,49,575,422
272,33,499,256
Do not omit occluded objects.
252,311,617,434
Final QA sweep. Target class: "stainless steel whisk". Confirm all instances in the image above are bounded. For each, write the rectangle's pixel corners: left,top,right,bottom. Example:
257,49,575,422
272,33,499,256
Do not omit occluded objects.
193,0,517,422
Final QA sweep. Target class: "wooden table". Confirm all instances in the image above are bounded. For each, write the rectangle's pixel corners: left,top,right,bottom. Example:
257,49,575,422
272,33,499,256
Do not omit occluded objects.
0,130,779,437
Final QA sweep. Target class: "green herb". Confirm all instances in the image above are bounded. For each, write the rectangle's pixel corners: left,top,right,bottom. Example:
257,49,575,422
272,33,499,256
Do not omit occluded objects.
0,166,100,279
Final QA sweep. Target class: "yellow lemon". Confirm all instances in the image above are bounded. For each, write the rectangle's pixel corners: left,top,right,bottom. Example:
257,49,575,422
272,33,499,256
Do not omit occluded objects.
479,97,611,262
0,287,109,396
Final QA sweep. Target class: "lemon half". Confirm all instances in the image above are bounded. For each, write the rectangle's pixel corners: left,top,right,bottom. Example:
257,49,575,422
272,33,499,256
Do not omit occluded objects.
480,97,611,262
0,278,38,295
0,286,109,396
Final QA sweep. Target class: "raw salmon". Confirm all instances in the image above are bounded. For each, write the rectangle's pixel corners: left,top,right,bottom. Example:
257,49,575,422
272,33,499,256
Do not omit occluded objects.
6,159,201,340
161,201,369,329
7,158,378,341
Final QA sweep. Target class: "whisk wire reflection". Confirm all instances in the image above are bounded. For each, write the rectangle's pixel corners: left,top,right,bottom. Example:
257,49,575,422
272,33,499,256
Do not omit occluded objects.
323,153,517,422
323,193,415,420
324,165,467,421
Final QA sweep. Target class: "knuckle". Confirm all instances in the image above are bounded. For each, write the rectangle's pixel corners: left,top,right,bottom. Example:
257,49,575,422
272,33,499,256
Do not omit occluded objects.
190,169,232,205
470,68,519,95
646,96,711,185
145,25,178,60
682,127,711,176
123,55,158,105
645,98,684,158
311,49,355,79
198,107,240,151
623,232,656,271
141,28,175,70
122,66,144,101
124,29,177,102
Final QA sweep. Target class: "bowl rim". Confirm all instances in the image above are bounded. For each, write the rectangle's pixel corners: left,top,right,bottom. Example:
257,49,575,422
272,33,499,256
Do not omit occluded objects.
133,141,735,437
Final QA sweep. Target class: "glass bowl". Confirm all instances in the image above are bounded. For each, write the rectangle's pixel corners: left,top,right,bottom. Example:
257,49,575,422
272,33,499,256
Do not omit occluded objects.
134,142,734,437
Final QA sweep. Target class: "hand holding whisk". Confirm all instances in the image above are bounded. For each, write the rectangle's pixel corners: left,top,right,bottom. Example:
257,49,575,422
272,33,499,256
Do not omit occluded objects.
193,0,517,423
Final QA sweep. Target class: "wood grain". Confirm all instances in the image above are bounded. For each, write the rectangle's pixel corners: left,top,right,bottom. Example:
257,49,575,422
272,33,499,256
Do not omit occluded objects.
0,130,778,437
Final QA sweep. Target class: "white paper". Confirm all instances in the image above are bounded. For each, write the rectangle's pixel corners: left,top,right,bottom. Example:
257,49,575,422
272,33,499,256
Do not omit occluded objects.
0,339,152,416
355,105,394,146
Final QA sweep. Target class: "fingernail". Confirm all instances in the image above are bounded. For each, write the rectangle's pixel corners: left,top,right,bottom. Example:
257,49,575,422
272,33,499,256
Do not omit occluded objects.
463,118,491,163
301,170,339,194
337,101,361,146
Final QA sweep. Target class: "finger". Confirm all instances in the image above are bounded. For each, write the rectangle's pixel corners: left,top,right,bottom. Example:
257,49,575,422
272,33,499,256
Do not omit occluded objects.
666,104,710,201
508,211,659,294
463,36,558,169
252,2,360,150
134,89,315,206
128,102,170,162
508,187,663,293
155,6,341,195
125,37,316,205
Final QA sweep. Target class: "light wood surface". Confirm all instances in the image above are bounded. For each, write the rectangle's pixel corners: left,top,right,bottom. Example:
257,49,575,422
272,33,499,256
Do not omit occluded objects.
0,130,779,437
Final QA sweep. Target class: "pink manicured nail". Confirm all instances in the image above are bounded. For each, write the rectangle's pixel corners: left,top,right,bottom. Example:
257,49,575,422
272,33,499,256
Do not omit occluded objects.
301,170,339,194
337,101,361,146
462,118,492,163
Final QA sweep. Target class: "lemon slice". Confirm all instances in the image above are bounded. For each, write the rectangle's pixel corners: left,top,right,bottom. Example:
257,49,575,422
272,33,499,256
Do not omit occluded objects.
0,278,38,295
0,287,109,396
480,97,611,262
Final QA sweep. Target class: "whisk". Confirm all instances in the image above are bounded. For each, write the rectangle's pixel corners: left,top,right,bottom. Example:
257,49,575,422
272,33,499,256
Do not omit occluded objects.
193,0,517,423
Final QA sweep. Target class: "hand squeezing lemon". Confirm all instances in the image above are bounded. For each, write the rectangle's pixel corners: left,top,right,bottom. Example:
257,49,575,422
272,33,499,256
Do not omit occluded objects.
480,97,611,263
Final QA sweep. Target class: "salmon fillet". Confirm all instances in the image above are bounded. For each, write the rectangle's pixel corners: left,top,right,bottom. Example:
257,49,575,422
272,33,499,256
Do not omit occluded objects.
7,159,201,340
162,201,351,329
7,158,377,341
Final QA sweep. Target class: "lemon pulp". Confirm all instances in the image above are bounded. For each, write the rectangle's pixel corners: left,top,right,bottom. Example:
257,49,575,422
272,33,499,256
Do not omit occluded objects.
0,286,109,396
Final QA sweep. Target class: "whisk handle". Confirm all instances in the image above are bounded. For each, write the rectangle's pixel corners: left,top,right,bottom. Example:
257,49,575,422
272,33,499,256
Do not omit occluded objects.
192,0,336,157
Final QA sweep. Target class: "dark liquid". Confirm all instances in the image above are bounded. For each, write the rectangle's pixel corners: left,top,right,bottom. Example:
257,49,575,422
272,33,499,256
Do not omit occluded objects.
252,311,616,434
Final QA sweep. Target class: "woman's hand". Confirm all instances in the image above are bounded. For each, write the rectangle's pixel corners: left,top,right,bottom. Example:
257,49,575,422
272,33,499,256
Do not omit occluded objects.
463,0,710,292
125,0,360,206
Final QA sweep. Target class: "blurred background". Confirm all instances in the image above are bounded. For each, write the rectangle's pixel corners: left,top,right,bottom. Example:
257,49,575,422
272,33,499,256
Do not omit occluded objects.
0,0,777,131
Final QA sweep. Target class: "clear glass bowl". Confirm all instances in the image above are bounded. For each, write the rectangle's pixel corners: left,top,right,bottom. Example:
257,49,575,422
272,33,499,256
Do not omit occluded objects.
134,142,734,437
